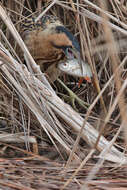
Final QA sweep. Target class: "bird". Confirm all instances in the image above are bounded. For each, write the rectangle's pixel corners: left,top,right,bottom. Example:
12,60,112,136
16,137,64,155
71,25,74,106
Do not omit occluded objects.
20,14,81,82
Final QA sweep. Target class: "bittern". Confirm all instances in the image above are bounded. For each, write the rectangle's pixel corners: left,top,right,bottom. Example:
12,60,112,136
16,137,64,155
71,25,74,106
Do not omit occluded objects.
20,14,81,82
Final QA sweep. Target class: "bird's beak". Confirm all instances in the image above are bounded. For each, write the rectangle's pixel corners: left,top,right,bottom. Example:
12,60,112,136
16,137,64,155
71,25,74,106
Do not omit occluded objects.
69,48,83,75
64,47,83,74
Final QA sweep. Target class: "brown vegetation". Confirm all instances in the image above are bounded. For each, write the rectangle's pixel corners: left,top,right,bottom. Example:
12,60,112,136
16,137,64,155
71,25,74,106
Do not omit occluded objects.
0,0,127,189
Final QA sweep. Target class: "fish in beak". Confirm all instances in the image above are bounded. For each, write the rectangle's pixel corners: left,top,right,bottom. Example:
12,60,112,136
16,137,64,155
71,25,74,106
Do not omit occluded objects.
65,47,83,75
57,58,92,86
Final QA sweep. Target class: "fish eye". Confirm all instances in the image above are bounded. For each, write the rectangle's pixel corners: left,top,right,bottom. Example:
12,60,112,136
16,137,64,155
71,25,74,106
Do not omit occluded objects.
63,63,67,66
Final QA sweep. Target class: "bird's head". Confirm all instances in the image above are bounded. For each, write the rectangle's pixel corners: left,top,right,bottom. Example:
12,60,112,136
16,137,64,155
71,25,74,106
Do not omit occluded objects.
49,25,81,62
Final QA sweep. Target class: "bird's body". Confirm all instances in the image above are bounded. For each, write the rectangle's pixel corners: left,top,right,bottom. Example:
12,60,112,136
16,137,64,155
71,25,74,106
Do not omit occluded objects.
20,14,81,81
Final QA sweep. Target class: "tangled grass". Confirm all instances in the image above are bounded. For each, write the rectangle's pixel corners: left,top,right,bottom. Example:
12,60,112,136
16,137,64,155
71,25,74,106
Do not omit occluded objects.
0,0,127,189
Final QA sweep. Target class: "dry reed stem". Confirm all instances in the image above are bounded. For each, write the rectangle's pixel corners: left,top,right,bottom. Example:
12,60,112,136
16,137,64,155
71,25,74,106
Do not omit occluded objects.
61,149,95,190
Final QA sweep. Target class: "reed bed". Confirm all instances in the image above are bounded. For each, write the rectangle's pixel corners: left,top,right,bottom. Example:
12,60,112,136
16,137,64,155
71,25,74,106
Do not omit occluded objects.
0,0,127,189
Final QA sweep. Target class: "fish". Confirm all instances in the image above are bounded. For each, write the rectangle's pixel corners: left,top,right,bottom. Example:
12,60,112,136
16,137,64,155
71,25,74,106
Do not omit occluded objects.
57,58,93,84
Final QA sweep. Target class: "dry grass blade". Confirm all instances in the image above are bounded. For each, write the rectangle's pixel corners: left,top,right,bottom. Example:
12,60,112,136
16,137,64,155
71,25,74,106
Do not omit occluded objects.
61,149,95,190
35,0,57,22
0,133,36,143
